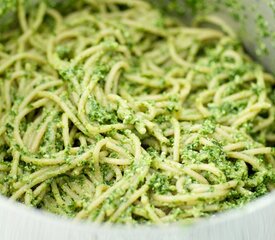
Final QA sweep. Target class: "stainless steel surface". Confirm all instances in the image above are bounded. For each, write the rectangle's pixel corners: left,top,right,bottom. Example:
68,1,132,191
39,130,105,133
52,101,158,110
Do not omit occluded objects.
0,1,275,239
215,0,275,74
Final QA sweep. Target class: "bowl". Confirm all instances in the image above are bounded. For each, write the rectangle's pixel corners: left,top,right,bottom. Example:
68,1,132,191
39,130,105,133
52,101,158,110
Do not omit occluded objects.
0,1,275,239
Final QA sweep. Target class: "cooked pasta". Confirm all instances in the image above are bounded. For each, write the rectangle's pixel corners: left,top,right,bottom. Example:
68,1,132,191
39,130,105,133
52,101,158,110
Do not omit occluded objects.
0,0,274,224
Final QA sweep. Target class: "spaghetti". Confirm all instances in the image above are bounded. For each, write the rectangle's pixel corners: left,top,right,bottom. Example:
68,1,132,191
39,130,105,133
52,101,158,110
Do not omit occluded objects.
0,0,275,224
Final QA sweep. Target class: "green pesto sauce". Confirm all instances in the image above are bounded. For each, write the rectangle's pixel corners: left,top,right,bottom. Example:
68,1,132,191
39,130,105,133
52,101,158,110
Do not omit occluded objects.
0,0,275,224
